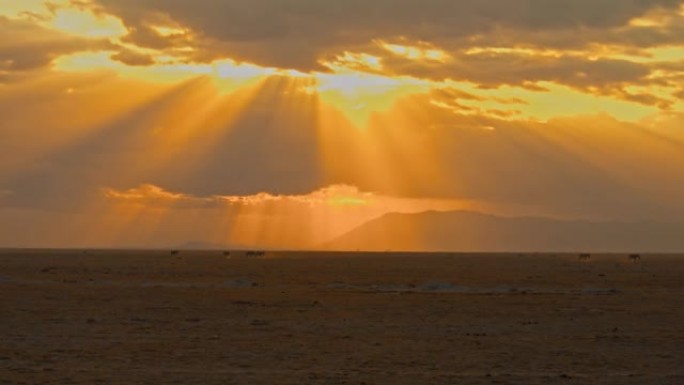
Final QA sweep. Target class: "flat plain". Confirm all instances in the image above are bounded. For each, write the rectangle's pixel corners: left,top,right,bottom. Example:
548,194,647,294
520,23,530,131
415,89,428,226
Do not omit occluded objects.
1,250,683,384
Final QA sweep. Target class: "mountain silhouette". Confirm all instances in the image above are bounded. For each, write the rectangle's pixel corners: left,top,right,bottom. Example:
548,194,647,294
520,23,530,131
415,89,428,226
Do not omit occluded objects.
324,211,684,252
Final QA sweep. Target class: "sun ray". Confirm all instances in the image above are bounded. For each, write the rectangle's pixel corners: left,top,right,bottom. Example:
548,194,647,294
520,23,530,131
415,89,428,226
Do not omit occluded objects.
0,71,172,178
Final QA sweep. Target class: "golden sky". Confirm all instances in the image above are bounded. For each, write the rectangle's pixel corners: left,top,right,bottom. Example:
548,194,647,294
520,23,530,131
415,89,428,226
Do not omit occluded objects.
1,0,684,249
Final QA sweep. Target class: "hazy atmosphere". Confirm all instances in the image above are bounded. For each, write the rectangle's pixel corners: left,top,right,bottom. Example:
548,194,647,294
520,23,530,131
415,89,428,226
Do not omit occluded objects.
2,0,684,250
3,3,684,384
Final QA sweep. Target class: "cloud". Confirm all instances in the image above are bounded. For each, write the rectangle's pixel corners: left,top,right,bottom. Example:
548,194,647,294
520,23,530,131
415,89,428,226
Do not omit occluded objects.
94,0,683,69
4,1,683,106
110,48,155,66
386,49,651,86
103,183,201,205
0,16,113,82
103,183,483,211
56,0,679,107
103,183,369,208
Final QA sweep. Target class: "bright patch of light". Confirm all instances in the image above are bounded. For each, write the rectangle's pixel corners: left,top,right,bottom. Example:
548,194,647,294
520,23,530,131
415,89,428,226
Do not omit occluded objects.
214,60,276,79
381,42,450,62
322,52,384,72
150,25,188,38
464,47,568,58
629,16,664,27
51,7,127,38
315,73,407,95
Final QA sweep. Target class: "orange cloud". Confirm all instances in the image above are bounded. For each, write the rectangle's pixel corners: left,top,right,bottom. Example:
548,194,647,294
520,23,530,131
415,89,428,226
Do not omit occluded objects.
102,184,467,211
103,184,188,203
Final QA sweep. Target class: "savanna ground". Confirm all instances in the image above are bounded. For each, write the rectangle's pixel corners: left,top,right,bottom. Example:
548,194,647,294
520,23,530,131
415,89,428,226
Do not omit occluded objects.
1,250,683,384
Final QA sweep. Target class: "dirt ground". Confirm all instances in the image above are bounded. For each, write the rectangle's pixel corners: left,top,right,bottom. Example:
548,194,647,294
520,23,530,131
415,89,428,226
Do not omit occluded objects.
1,250,683,384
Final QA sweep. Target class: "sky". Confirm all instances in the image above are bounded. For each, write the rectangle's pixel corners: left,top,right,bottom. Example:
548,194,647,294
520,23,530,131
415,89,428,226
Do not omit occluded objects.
1,0,683,249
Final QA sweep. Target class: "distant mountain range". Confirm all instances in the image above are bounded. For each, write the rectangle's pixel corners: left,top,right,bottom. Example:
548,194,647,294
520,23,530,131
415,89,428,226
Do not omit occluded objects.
324,211,684,253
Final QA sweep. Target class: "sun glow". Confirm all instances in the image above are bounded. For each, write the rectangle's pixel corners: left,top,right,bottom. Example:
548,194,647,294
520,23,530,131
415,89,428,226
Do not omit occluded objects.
312,73,430,127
